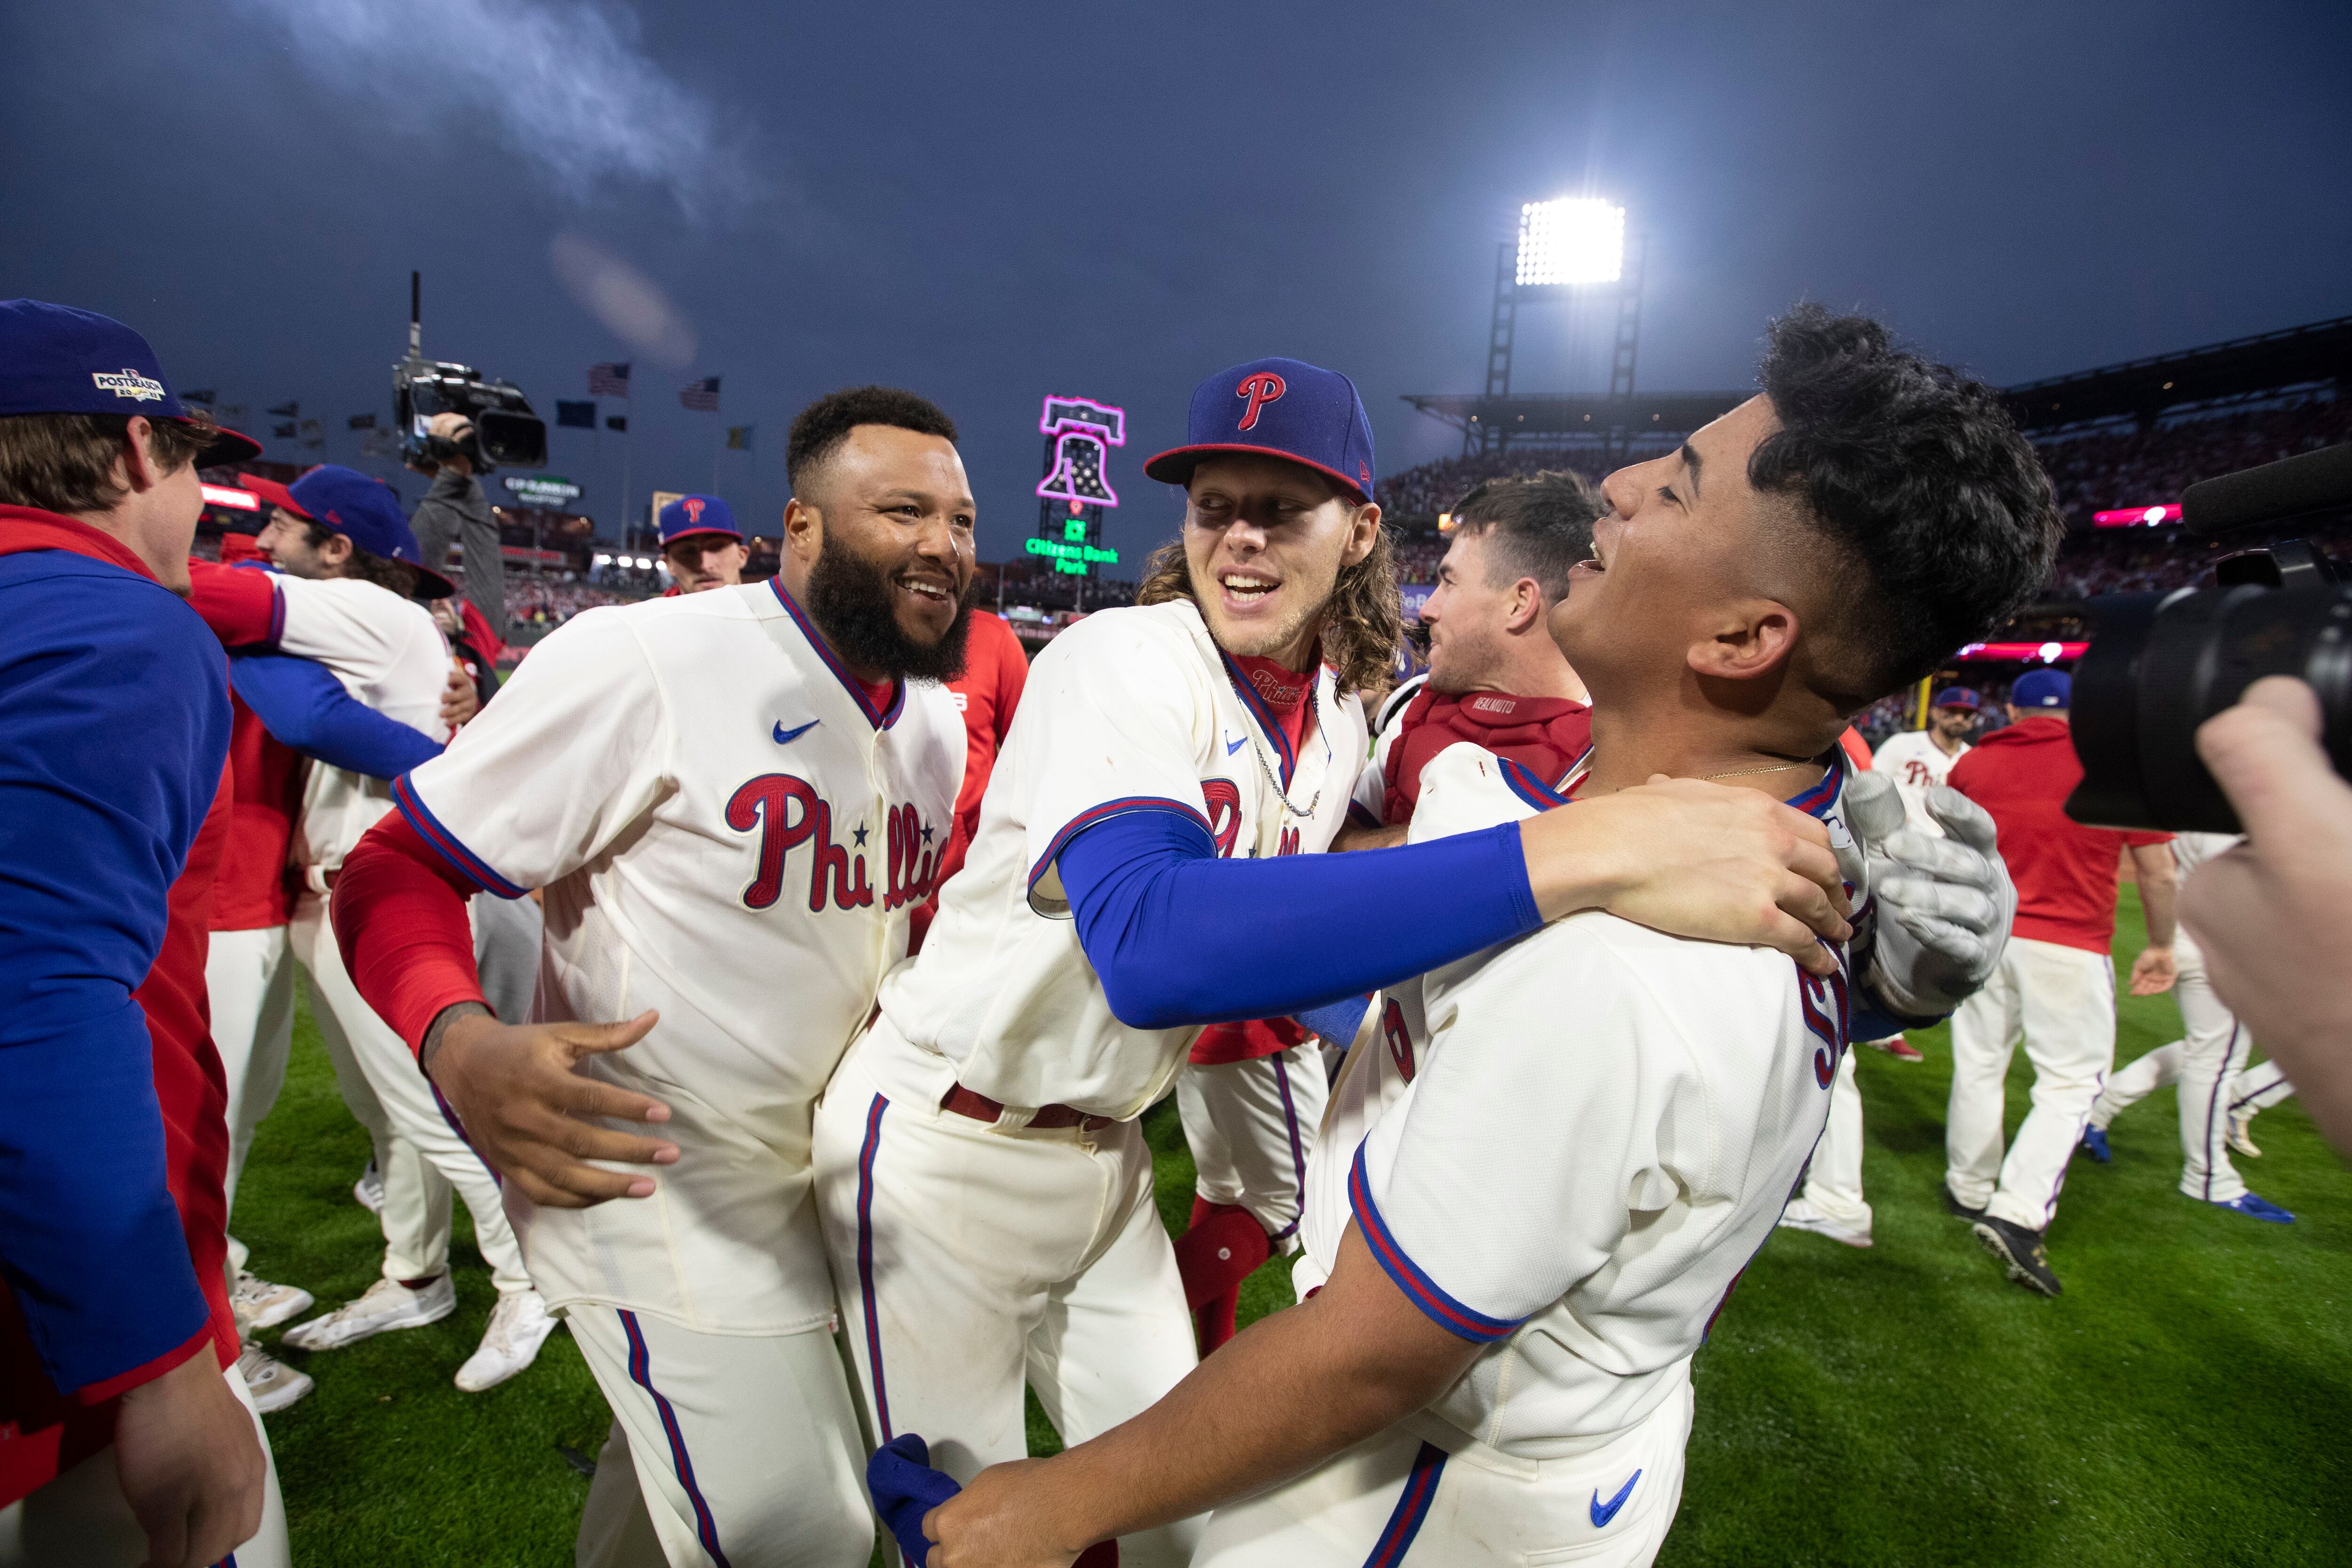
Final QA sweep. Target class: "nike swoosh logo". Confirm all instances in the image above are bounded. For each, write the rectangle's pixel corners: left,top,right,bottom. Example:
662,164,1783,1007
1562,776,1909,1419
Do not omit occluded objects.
773,719,819,745
1225,734,1248,755
1590,1469,1641,1528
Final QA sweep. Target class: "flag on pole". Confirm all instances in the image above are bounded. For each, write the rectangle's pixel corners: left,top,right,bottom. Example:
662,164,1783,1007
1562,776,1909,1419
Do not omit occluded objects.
347,412,378,430
605,415,628,432
588,363,631,397
725,424,754,451
556,400,597,429
267,400,300,418
679,376,721,413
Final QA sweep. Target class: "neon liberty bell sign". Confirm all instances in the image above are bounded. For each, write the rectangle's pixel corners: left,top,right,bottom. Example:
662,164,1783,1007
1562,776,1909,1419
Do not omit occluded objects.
1030,395,1125,576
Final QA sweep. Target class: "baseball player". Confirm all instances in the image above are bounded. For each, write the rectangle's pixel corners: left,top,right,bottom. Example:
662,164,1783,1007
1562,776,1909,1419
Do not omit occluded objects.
905,306,2063,1568
184,468,555,1391
334,387,976,1568
2081,830,2295,1220
0,300,287,1568
1946,668,2177,1296
814,351,1961,1567
1872,686,1979,831
657,493,750,593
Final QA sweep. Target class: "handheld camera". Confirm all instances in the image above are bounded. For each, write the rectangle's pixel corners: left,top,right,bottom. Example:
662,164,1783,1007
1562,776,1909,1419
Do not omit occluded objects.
391,272,546,474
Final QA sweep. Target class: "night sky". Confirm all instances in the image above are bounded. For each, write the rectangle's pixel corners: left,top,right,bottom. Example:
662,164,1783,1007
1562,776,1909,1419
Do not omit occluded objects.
6,0,2346,564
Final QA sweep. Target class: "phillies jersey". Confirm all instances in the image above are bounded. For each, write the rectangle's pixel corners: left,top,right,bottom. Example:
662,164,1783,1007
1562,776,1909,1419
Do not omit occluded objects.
1870,728,1969,835
869,598,1367,1120
391,580,964,1333
1306,743,1858,1454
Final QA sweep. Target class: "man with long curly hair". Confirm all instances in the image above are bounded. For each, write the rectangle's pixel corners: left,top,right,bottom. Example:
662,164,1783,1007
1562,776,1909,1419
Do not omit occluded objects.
820,355,1887,1566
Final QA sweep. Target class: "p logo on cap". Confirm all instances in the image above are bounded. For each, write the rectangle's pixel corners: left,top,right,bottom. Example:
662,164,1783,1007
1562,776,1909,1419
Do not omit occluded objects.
1144,356,1376,503
1236,372,1287,431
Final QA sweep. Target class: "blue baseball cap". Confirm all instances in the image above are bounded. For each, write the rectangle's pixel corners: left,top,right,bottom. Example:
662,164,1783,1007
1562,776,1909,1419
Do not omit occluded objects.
1143,357,1376,503
2010,669,2072,709
288,464,453,598
0,299,262,466
657,493,740,546
1931,685,1982,711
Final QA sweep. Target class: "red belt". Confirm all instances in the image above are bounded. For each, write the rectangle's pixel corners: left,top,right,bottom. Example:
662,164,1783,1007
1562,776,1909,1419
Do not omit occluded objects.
941,1084,1115,1133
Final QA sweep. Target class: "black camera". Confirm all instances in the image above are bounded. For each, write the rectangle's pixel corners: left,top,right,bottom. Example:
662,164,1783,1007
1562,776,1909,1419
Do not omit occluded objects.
2066,442,2352,833
389,271,546,474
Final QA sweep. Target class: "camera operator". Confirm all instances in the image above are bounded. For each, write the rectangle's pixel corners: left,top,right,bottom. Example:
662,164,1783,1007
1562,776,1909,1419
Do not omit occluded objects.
408,410,508,644
2183,676,2352,1154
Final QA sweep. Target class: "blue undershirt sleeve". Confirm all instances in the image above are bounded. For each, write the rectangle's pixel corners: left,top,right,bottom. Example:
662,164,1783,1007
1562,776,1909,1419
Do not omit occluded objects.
231,653,445,780
1057,808,1541,1030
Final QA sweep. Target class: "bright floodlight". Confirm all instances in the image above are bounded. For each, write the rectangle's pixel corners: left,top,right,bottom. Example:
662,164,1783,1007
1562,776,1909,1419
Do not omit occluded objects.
1517,198,1624,287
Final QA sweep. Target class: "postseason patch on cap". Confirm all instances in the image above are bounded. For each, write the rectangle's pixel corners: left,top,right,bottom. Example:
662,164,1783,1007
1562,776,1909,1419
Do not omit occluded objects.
90,367,168,403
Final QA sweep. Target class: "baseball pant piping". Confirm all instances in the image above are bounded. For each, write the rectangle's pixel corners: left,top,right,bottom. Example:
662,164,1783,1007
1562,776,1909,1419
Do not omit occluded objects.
1946,936,2115,1232
290,891,532,1294
2087,934,2260,1203
207,923,297,1278
1179,1046,1329,1250
2230,1059,2296,1116
1798,1046,1871,1234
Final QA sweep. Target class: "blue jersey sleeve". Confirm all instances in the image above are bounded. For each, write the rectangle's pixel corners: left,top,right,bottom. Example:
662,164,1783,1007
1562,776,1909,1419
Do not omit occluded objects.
1057,808,1540,1029
231,652,445,780
0,559,227,1394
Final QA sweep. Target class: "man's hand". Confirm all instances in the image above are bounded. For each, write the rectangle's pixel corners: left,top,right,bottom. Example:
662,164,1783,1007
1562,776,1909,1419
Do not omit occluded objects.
1845,775,2014,1015
1331,820,1407,852
924,1459,1087,1568
2128,944,2177,995
114,1348,266,1568
1521,775,1851,977
2185,676,2352,1152
441,662,480,729
427,1009,676,1207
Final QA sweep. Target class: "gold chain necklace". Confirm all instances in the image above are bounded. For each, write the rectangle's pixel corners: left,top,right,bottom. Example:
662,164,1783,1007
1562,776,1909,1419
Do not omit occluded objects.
1699,761,1814,782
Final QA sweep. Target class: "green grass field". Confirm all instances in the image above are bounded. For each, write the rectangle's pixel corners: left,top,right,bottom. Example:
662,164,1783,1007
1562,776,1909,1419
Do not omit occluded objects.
237,886,2351,1565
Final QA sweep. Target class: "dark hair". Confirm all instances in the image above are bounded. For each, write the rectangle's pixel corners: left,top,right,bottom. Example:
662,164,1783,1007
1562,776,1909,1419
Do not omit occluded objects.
1751,304,2063,705
0,411,218,514
1450,469,1604,602
302,518,420,598
786,387,959,494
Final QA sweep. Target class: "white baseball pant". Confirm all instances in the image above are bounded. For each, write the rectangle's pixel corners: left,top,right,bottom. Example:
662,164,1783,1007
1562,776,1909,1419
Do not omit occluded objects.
811,1031,1202,1568
1946,935,2115,1232
206,923,297,1278
566,1306,871,1568
0,1359,290,1568
288,891,531,1294
2090,931,2277,1204
2231,1059,2296,1117
1192,1370,1693,1568
1178,1045,1328,1252
1798,1046,1871,1236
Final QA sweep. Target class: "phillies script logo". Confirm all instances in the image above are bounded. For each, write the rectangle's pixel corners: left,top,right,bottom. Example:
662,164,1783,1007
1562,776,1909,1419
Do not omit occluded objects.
724,772,939,914
1799,958,1851,1088
1200,779,1242,858
682,497,707,525
1234,371,1286,431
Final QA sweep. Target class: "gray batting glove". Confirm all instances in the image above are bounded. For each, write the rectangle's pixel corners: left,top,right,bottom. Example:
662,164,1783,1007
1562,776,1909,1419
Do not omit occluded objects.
1842,772,2014,1018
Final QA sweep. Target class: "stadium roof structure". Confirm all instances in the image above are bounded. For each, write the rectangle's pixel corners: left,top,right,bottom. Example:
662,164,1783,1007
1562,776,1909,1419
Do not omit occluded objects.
2000,313,2352,433
1402,313,2352,449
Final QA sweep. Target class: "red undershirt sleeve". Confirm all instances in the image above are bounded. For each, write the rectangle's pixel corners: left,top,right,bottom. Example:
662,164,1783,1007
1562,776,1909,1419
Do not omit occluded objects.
332,813,490,1055
182,558,282,647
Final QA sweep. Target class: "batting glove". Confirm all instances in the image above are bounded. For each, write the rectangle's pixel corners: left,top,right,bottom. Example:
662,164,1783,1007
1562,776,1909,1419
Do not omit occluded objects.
1843,771,2014,1019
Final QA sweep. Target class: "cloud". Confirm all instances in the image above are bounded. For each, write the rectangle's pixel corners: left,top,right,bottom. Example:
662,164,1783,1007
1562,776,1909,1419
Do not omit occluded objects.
549,233,697,367
231,0,748,213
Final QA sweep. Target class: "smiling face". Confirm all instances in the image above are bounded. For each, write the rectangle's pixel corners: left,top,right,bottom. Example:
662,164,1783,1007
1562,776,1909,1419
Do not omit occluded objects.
255,506,348,580
1181,453,1379,669
1420,528,1522,694
781,422,977,678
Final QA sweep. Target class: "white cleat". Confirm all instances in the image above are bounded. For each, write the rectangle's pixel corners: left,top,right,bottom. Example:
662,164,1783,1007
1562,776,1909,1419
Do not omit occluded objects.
353,1160,386,1214
237,1342,315,1415
1777,1197,1874,1249
231,1271,315,1334
454,1289,559,1393
281,1274,455,1352
2226,1110,2263,1159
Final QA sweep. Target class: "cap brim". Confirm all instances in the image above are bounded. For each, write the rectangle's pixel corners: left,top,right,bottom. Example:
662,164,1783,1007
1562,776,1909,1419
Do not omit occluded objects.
1142,444,1370,503
238,474,313,521
660,527,743,546
408,563,456,599
192,423,264,468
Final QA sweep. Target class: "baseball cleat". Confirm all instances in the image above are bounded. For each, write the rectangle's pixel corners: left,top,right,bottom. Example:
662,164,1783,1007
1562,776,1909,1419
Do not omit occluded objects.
1972,1217,2062,1297
280,1274,455,1352
1864,1034,1923,1063
2226,1110,2263,1159
1939,1185,1988,1224
353,1159,385,1215
230,1271,315,1334
2209,1192,2295,1224
237,1342,315,1415
2080,1125,2112,1164
454,1288,559,1393
1776,1197,1873,1248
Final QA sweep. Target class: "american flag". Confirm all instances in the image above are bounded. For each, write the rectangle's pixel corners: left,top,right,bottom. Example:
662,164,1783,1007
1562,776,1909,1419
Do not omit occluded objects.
679,376,722,413
588,362,631,397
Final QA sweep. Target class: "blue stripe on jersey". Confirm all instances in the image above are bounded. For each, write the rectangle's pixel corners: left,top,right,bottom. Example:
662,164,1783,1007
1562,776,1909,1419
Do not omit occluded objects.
1348,1143,1522,1344
766,577,906,730
1216,648,1297,786
1497,756,1572,811
1027,796,1214,898
392,773,530,899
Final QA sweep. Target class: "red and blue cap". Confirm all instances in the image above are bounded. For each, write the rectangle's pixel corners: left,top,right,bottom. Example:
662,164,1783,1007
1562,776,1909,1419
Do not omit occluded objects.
1143,357,1376,503
0,299,261,466
1931,685,1982,711
657,493,740,545
286,464,454,598
2010,669,2071,709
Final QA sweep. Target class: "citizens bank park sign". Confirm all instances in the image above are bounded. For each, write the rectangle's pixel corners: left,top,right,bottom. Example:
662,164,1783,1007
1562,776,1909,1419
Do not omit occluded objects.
502,473,582,506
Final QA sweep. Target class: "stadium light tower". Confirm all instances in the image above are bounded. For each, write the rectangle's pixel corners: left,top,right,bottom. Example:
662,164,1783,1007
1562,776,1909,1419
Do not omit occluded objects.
1471,196,1645,457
